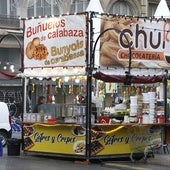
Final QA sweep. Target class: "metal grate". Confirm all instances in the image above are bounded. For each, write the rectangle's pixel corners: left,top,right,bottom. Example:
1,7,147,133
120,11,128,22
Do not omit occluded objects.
0,87,23,117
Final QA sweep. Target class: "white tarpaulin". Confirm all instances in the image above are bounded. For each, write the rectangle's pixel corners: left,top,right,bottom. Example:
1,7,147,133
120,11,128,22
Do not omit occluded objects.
86,0,104,67
154,0,170,18
86,0,104,13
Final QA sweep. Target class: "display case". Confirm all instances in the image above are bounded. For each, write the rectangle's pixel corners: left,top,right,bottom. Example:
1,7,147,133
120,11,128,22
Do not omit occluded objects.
23,104,88,124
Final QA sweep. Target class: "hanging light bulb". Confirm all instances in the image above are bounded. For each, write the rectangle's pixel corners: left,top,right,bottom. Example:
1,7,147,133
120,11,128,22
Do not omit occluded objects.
52,77,56,81
3,65,7,70
64,76,69,82
10,65,14,69
11,69,15,72
39,77,43,81
75,78,80,83
10,65,15,72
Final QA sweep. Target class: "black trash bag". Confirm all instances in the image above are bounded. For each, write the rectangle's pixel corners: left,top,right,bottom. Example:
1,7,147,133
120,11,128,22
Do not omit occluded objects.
7,138,21,145
7,138,21,156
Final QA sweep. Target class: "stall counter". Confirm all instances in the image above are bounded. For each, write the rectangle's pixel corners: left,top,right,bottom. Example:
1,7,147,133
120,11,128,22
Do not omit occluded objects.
22,122,163,160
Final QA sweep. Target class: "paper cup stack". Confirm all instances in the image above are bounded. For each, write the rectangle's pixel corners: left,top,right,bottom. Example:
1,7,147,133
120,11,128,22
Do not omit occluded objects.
142,92,156,123
130,96,137,116
137,94,143,114
148,92,156,123
142,93,149,113
148,92,156,113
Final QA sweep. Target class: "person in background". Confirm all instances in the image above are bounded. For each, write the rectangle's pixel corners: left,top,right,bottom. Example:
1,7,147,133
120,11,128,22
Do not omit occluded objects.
92,103,97,123
33,96,45,113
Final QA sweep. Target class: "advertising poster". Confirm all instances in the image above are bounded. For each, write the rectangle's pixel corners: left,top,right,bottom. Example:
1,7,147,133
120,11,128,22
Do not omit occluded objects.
23,124,161,156
99,15,170,69
23,14,86,69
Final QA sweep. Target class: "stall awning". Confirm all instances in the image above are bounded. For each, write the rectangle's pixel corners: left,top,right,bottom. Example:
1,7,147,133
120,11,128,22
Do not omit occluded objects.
18,67,86,79
93,71,165,84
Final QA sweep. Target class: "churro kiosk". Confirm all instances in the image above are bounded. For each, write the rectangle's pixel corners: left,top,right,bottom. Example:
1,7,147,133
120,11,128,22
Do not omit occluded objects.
20,12,170,161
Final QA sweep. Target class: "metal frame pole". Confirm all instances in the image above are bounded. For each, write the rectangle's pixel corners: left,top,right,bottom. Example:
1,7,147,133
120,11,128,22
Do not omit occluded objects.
85,11,94,161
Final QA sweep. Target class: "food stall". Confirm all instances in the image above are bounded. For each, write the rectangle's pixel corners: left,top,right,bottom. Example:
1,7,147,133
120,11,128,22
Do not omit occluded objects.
92,12,170,157
20,12,170,161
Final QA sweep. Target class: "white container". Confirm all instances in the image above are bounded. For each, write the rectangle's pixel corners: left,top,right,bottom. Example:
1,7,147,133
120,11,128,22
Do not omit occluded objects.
124,115,129,123
149,115,155,123
130,112,137,116
129,116,137,123
148,92,156,99
149,109,155,115
36,114,41,122
156,111,164,116
48,115,52,119
130,104,138,107
159,83,164,100
44,114,48,122
149,103,155,109
30,113,36,122
149,98,156,104
142,93,149,103
142,109,149,113
143,114,149,124
130,96,138,105
27,113,31,122
143,103,149,110
130,104,138,116
23,113,28,122
130,106,138,113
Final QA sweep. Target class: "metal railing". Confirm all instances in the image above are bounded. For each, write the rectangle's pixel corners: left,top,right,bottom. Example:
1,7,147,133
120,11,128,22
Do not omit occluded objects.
0,15,20,29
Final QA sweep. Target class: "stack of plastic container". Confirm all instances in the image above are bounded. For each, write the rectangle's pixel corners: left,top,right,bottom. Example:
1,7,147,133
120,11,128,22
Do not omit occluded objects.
142,92,156,124
142,92,149,114
148,92,156,123
129,96,138,123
